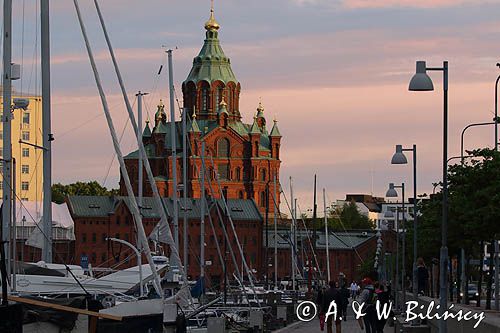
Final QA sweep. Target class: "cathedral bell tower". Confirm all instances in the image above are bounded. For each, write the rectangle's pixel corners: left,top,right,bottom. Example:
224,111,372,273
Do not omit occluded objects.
182,5,241,121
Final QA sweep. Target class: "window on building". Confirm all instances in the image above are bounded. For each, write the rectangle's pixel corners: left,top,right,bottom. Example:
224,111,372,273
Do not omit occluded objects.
217,138,230,157
91,253,96,263
22,148,29,157
238,191,244,199
82,233,87,243
116,216,120,225
115,233,120,239
21,198,28,201
125,233,129,242
92,233,96,243
235,167,241,181
21,165,29,174
21,182,29,191
22,131,30,141
260,191,266,207
22,112,30,125
102,233,107,243
215,86,223,107
260,169,266,181
218,164,229,180
202,87,209,111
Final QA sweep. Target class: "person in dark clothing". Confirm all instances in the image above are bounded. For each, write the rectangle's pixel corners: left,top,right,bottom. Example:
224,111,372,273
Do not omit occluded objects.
322,281,342,333
375,283,390,333
359,277,377,333
339,284,350,321
417,257,429,296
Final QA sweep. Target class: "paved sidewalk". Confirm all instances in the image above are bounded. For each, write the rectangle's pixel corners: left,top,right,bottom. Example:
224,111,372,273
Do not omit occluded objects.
275,308,394,333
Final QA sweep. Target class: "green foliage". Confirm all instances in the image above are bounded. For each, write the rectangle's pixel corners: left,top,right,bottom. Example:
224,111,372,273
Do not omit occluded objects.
416,149,500,260
324,201,374,231
52,181,119,204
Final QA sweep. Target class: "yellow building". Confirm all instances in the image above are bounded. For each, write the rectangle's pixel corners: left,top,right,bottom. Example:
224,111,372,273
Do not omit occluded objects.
0,89,43,202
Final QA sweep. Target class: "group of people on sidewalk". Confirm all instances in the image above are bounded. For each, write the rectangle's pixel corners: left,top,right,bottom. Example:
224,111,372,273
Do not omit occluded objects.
315,274,391,333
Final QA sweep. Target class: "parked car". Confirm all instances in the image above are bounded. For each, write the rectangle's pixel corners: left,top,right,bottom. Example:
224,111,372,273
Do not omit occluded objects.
460,284,480,301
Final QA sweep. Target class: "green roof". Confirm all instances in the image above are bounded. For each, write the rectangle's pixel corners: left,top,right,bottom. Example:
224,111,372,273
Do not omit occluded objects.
249,117,261,135
184,28,238,85
153,121,168,134
266,230,376,250
124,143,157,159
269,120,281,137
189,117,201,133
142,122,152,138
67,196,262,222
67,196,116,217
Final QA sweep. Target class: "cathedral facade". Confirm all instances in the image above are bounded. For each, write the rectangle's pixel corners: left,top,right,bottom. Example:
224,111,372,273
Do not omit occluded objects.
121,9,282,216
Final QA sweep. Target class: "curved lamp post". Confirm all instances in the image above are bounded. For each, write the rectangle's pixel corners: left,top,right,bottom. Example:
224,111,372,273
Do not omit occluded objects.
495,63,500,151
386,182,406,306
108,237,143,297
409,60,448,333
391,144,418,299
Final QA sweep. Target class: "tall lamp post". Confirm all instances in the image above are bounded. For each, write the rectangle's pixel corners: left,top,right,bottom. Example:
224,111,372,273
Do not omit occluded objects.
495,63,500,152
391,145,419,299
460,121,495,163
409,60,448,333
386,182,406,306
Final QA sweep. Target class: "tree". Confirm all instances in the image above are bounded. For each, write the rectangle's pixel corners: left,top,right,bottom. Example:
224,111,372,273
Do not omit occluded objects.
325,201,374,231
414,149,500,301
52,181,119,204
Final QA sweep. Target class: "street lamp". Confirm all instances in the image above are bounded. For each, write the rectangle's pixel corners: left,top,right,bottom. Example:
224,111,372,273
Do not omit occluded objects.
107,237,144,297
409,60,448,333
386,182,406,306
391,144,419,299
495,63,500,152
460,121,496,163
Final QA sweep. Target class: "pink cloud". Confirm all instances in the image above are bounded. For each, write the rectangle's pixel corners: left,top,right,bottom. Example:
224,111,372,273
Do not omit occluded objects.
343,0,494,9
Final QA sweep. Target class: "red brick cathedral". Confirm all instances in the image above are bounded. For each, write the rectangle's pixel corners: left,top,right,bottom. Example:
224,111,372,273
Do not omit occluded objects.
121,8,282,215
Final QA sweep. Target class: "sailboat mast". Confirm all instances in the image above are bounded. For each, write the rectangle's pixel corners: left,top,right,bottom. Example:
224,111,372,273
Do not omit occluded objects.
274,173,278,290
200,141,205,279
41,0,53,263
136,91,146,207
290,177,295,291
182,108,188,272
167,50,179,258
323,188,330,282
309,175,317,292
2,0,13,278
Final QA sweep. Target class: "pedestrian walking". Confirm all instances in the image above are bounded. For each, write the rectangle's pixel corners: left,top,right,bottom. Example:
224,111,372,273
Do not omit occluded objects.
417,257,429,296
350,281,358,299
340,283,350,321
359,277,377,333
322,280,343,333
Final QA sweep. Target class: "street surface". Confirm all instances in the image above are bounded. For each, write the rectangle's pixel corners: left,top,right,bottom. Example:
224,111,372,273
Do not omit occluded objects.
276,307,394,333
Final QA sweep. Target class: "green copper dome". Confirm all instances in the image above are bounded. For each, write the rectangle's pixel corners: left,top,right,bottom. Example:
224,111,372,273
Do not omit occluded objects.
184,14,238,85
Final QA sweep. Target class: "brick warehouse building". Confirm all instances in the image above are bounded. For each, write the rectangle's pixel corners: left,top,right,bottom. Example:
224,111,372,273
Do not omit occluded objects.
266,229,397,284
120,9,282,217
66,195,263,286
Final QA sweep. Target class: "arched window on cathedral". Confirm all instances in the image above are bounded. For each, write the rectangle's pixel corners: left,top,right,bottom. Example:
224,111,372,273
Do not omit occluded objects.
275,144,279,160
201,86,209,112
254,142,259,157
235,167,241,181
218,164,229,180
217,138,230,157
260,169,266,182
259,191,266,207
215,86,224,107
238,190,244,199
